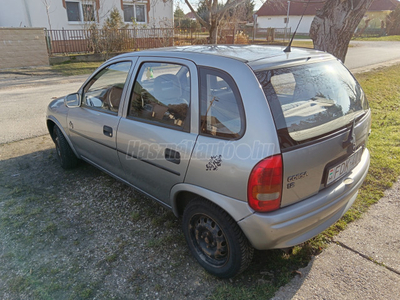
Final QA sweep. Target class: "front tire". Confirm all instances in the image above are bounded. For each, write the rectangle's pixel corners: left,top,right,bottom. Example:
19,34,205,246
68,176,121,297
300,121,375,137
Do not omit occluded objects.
182,198,254,278
53,126,78,169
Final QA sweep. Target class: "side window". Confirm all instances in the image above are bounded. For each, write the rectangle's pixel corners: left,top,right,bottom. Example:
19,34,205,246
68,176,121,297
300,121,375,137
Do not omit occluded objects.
128,62,190,129
199,68,244,139
82,61,132,113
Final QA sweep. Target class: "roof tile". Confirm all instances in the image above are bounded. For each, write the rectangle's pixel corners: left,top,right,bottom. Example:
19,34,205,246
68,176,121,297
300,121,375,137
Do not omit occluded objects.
256,0,399,16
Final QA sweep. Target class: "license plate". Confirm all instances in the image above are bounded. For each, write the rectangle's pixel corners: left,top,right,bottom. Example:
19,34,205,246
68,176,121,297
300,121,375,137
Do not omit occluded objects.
326,148,363,186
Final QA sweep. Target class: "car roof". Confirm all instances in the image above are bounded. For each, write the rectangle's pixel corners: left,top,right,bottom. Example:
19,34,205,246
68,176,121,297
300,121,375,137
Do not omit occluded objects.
115,45,335,71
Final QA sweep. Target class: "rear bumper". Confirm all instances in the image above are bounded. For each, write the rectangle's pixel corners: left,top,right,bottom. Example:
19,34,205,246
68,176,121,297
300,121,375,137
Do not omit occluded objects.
238,149,370,250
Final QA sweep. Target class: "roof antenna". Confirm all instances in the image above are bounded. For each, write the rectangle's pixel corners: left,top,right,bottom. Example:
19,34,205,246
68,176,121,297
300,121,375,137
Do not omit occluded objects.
284,0,311,53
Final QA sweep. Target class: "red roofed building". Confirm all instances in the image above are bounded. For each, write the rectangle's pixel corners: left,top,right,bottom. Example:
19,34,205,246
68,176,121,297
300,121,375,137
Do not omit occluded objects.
185,12,196,21
255,0,399,34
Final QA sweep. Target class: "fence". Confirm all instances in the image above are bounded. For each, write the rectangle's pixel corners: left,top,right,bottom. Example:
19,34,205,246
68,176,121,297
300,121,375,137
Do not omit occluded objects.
355,27,384,38
45,27,291,55
46,28,174,55
248,27,292,42
174,29,205,45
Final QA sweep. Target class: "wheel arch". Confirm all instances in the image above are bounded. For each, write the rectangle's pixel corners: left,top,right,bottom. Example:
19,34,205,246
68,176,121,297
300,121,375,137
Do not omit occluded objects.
46,117,80,158
170,183,253,221
47,119,57,142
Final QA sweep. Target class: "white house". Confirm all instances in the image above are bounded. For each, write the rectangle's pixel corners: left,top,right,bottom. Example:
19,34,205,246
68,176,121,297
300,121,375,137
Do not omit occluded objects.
255,0,321,34
0,0,173,29
255,0,399,34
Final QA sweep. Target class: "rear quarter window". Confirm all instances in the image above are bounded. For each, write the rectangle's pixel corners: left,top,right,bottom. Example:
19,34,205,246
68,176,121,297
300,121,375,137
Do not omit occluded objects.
199,67,245,139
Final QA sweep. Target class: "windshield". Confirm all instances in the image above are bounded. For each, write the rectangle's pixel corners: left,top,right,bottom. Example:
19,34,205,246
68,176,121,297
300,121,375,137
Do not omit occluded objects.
256,60,369,142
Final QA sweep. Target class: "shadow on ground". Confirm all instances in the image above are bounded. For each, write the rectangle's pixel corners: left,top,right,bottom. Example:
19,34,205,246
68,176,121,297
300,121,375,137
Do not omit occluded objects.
0,136,311,299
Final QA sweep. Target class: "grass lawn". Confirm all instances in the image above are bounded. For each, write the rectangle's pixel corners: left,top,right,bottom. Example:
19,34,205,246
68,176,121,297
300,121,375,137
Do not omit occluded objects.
51,61,103,76
292,40,314,48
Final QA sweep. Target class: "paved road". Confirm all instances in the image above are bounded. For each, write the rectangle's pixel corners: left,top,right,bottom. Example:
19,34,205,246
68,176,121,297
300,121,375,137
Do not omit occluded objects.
0,41,399,144
345,41,400,71
0,76,87,144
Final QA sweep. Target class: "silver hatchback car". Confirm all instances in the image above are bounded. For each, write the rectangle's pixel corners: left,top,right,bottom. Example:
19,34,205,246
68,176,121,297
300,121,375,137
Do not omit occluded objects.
46,45,371,278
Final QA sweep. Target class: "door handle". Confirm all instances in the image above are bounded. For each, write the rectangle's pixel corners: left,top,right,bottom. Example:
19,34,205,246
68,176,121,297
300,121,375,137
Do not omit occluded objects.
165,148,180,164
103,125,113,137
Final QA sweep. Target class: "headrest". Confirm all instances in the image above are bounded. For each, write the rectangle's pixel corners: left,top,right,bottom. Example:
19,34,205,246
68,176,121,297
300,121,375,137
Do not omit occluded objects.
153,74,182,102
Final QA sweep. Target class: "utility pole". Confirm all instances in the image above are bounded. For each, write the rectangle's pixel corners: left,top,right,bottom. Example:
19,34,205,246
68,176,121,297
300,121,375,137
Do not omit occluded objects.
252,14,257,42
285,1,291,40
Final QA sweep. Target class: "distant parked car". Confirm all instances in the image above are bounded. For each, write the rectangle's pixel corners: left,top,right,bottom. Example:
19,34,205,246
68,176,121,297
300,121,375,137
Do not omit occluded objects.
46,45,371,278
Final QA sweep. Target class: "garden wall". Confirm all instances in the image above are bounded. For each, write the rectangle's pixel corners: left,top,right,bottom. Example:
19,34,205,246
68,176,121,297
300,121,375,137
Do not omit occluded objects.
0,28,48,69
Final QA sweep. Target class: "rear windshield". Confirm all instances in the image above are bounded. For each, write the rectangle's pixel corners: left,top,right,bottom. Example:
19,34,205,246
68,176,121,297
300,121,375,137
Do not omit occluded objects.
256,60,369,142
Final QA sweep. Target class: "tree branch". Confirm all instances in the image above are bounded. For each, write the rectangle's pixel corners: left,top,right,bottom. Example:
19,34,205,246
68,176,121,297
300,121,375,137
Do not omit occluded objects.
215,0,246,17
183,0,210,28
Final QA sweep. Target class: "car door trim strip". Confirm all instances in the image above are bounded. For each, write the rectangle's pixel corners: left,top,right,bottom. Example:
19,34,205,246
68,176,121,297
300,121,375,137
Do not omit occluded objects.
118,150,181,177
69,129,117,150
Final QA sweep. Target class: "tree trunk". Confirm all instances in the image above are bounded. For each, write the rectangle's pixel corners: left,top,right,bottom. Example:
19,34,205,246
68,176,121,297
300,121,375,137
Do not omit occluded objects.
184,0,245,45
310,0,374,63
209,18,218,44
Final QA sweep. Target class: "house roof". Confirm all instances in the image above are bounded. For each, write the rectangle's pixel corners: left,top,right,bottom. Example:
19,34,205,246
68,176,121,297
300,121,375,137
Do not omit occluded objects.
369,0,398,11
185,12,196,19
256,0,324,16
256,0,399,17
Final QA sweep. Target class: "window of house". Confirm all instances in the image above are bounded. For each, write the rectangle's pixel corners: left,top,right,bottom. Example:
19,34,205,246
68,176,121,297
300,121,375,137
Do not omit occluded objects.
123,3,146,23
66,1,95,22
135,5,146,23
66,1,81,22
128,62,190,130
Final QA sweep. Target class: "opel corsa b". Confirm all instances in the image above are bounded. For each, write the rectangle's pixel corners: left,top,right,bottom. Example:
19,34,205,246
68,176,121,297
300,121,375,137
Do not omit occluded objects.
46,45,371,278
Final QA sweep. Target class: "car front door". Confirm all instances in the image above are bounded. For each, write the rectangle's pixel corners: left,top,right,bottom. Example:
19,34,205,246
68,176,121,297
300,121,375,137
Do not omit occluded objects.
67,60,135,175
117,58,198,206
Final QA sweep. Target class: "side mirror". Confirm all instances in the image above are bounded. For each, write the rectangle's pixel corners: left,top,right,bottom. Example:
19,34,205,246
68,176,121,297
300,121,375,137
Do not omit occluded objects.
65,93,81,108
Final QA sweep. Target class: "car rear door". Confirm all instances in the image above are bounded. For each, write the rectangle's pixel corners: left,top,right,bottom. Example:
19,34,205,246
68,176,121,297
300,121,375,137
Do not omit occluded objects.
116,57,198,206
255,59,371,207
67,60,135,175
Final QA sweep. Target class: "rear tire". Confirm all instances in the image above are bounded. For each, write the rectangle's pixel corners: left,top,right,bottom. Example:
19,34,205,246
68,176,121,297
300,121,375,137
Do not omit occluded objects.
182,198,253,278
53,126,78,169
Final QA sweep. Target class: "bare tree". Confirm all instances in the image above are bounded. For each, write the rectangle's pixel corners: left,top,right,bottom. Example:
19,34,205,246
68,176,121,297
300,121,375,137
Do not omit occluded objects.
41,0,53,30
310,0,374,63
183,0,247,44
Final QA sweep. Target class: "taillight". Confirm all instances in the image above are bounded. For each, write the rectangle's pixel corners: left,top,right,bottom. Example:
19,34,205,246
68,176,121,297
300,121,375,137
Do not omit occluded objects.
247,155,283,212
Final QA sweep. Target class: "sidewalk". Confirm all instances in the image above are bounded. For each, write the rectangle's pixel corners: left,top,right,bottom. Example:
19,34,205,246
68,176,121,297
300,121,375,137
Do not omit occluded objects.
272,179,400,299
